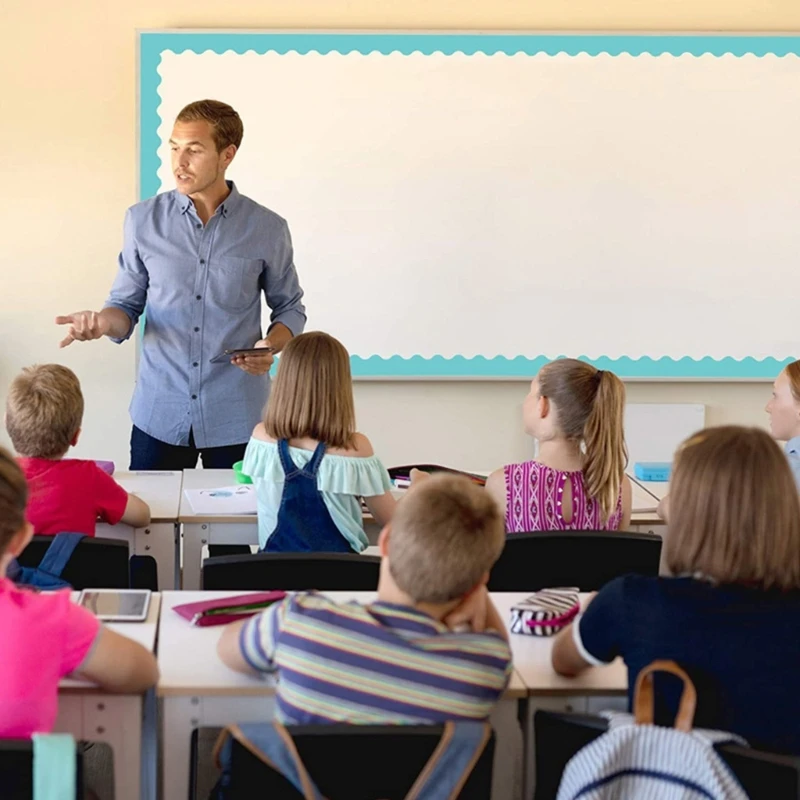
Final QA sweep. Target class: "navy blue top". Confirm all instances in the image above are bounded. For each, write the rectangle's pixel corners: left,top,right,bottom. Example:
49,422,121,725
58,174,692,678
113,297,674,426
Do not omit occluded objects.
575,575,800,753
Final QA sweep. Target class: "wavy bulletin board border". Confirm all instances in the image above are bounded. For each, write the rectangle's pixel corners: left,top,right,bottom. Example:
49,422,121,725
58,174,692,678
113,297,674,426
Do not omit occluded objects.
139,31,800,379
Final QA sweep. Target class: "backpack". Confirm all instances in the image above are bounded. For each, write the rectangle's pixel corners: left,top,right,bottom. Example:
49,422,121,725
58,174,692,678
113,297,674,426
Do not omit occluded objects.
557,660,749,800
211,720,492,800
7,533,85,590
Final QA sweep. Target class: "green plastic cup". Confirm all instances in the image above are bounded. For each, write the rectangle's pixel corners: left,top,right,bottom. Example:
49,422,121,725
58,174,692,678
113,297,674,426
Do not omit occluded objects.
233,460,252,484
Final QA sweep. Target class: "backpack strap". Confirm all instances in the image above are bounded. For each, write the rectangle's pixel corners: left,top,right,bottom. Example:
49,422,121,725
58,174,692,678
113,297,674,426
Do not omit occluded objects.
304,442,327,477
32,732,76,800
405,721,492,800
634,659,697,732
213,722,324,800
277,440,299,477
37,534,86,580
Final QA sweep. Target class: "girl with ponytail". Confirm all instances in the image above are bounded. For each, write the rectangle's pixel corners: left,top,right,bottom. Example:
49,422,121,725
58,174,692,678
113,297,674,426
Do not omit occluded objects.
486,359,631,532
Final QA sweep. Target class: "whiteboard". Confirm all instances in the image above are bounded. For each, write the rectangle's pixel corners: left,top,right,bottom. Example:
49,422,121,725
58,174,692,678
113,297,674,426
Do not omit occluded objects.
139,32,800,379
624,403,705,467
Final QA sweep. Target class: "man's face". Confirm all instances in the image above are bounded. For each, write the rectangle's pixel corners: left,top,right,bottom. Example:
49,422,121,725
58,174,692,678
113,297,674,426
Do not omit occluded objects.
169,120,233,196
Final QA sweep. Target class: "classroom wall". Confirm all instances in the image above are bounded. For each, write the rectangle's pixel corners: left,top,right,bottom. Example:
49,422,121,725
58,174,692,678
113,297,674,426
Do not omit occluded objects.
1,0,793,470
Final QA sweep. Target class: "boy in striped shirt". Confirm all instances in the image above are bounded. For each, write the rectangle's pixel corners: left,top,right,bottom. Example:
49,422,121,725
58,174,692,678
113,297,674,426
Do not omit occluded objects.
217,474,512,723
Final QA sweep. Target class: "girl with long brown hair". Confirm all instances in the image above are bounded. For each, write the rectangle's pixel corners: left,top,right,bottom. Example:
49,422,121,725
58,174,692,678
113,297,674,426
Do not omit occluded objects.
553,426,800,753
486,358,631,531
242,331,396,552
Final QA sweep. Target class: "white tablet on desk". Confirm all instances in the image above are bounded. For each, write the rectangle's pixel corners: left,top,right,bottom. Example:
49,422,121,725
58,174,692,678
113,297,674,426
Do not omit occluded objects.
77,589,151,622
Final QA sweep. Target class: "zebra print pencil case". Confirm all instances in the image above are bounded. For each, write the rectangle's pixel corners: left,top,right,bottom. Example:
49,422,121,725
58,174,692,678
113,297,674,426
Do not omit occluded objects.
509,589,580,637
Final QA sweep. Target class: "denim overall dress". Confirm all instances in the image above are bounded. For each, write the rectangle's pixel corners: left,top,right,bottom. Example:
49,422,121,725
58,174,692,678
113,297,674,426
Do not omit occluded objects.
263,439,356,553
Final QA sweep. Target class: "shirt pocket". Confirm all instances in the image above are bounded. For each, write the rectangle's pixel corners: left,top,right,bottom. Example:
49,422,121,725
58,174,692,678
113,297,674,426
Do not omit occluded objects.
209,256,263,312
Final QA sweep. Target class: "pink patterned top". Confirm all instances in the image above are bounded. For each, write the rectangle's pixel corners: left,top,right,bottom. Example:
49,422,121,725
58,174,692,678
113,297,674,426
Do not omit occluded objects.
503,461,623,532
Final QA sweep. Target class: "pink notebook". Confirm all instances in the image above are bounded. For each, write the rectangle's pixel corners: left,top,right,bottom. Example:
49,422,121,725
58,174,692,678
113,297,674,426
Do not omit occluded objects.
172,591,286,627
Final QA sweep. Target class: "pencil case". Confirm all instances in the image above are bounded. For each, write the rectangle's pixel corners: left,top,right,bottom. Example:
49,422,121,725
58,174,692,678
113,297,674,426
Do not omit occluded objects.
509,588,580,637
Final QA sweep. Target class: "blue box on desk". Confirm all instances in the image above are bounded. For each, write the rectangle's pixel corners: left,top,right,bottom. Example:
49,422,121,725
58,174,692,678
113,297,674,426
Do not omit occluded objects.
634,462,671,482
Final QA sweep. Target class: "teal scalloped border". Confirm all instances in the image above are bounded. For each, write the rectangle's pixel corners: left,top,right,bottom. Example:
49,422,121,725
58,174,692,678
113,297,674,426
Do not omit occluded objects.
349,355,794,379
139,31,800,379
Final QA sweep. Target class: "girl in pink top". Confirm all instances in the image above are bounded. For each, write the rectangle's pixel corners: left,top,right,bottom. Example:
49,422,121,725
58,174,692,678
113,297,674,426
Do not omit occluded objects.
486,359,632,532
0,448,159,738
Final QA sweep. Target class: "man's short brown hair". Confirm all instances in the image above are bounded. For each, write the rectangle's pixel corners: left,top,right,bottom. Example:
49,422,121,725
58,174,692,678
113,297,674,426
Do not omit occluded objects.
0,447,27,559
5,365,84,458
388,474,506,603
175,99,243,151
666,425,800,590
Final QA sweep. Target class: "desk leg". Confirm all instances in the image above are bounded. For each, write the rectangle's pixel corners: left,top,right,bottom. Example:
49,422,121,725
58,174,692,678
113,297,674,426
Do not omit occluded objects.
134,522,176,591
490,697,523,800
162,694,276,800
182,523,205,591
56,694,144,800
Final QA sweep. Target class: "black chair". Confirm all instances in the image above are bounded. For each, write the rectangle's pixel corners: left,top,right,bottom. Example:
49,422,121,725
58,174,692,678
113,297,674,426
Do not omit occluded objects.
17,535,130,589
191,724,494,800
533,710,800,800
202,552,381,591
487,530,662,592
0,739,85,799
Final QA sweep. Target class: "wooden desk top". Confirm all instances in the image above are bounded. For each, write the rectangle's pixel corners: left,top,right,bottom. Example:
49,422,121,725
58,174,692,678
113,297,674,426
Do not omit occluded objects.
60,593,161,692
157,591,617,699
115,471,184,523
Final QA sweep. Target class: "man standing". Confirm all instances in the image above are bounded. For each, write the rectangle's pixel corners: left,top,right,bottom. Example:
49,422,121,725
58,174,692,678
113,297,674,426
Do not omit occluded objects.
57,100,306,470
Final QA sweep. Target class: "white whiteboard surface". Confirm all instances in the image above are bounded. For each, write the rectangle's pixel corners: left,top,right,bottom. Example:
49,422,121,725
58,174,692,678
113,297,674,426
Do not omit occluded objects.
141,32,800,378
625,403,705,466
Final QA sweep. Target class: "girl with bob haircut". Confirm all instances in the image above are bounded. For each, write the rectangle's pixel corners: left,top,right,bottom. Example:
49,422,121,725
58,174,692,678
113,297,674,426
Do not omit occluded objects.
766,358,800,489
553,426,800,753
486,358,631,532
242,331,396,552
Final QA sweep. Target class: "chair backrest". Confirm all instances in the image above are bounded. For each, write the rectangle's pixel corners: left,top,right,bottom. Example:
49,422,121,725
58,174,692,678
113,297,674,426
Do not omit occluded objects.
0,739,84,800
18,535,130,590
487,530,662,592
202,552,381,591
192,724,494,800
533,710,800,800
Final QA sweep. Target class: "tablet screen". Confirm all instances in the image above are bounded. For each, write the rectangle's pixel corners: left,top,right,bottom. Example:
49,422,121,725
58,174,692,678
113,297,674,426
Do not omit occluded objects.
79,590,150,621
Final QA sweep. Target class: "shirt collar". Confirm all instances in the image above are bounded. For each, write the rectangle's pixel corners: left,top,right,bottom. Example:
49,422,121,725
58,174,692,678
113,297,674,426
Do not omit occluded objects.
176,180,240,218
786,436,800,455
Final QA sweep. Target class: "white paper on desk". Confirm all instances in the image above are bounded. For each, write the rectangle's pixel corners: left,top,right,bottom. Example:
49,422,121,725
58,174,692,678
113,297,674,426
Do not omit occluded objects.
184,485,257,515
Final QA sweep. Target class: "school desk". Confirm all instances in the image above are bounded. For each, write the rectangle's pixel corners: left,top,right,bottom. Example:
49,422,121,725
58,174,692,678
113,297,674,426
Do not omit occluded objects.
179,470,401,589
56,593,162,800
492,592,627,800
158,590,527,800
96,470,184,590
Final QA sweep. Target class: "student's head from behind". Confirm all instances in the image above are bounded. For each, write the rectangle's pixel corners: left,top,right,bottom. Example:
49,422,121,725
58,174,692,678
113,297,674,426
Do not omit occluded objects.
264,331,356,450
5,364,84,459
766,361,800,442
0,447,33,572
667,425,800,591
381,474,505,605
524,358,627,520
171,99,243,196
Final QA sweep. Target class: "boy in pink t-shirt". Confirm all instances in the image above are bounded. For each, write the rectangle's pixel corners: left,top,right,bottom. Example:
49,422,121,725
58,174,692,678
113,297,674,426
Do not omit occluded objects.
0,447,159,737
5,364,150,536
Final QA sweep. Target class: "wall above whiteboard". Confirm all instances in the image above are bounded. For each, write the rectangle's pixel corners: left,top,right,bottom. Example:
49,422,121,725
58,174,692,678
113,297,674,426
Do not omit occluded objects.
140,31,800,379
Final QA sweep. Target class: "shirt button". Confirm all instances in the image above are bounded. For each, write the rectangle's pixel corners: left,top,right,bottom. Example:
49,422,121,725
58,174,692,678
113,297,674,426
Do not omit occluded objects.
191,394,197,400
195,295,201,300
193,362,199,367
200,258,206,264
196,223,202,229
193,327,200,332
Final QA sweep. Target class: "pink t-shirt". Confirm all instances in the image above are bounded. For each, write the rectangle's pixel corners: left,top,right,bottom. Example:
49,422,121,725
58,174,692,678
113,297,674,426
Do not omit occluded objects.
18,458,129,536
0,578,100,737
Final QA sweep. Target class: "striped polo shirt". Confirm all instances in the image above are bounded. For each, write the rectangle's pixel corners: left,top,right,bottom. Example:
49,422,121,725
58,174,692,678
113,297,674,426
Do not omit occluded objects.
239,592,513,724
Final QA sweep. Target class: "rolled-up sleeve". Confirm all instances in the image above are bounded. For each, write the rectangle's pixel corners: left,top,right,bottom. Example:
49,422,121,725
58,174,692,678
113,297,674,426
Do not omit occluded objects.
103,208,149,343
263,222,306,337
